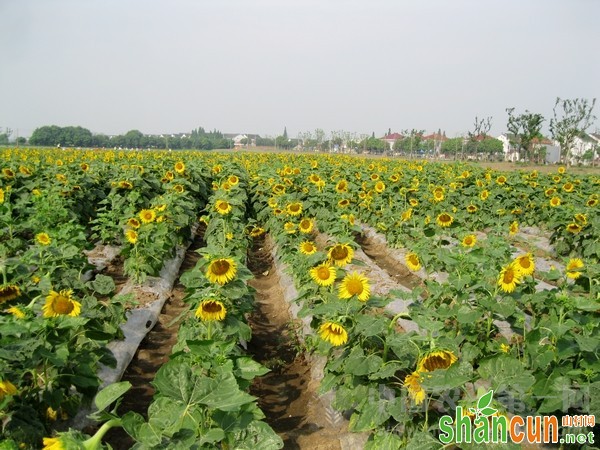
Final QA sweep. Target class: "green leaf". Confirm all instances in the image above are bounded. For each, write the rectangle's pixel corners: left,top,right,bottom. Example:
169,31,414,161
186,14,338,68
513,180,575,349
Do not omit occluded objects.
477,389,494,410
365,430,403,450
406,431,442,450
479,407,498,416
235,357,270,380
94,381,132,411
90,274,116,295
349,398,390,432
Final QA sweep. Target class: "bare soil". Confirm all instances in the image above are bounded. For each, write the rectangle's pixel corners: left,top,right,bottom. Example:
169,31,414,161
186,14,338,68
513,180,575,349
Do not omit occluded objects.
246,235,345,449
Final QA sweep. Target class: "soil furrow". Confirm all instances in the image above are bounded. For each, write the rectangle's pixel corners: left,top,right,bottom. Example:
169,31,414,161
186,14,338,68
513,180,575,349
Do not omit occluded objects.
246,236,344,450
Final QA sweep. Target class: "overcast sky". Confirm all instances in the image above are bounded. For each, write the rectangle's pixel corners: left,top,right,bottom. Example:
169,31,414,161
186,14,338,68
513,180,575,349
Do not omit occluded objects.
1,0,599,139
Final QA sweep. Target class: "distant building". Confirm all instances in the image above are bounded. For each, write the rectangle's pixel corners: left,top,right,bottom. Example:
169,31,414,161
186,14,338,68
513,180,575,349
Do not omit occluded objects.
381,132,403,150
223,133,261,148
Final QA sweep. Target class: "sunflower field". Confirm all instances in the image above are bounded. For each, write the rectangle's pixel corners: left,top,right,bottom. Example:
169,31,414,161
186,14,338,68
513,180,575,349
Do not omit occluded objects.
1,147,598,449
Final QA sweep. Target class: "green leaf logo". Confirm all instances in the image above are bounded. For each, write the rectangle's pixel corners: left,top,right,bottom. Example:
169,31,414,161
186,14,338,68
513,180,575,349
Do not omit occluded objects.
476,390,498,417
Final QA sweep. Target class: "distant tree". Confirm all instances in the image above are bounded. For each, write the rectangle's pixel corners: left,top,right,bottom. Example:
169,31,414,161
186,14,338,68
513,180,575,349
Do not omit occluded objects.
441,137,463,158
506,108,545,163
549,97,597,166
394,129,424,157
256,136,275,146
283,126,288,140
0,127,12,145
16,137,27,145
466,116,492,159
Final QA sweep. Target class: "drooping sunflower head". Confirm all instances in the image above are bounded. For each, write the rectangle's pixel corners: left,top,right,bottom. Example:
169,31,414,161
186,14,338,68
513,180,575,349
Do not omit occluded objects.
42,289,82,318
566,258,584,279
309,263,337,286
405,252,421,271
298,218,314,234
0,284,21,304
513,253,535,277
338,272,370,302
206,258,237,285
404,371,426,405
125,229,138,244
36,232,51,246
286,202,303,216
498,263,521,293
436,213,454,228
174,161,185,173
299,241,317,255
328,243,354,267
461,234,477,248
195,299,227,321
417,349,458,373
215,200,232,215
318,321,348,346
139,209,156,224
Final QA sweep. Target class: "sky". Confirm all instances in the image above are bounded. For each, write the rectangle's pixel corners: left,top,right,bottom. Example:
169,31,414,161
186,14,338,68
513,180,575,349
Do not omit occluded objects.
1,0,599,140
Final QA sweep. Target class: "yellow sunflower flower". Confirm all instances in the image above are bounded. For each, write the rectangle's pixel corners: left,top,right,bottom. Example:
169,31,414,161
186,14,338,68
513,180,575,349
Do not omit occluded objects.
562,182,574,192
309,264,337,286
36,232,51,246
42,290,82,318
338,199,350,208
509,221,519,235
125,229,138,244
284,222,297,234
173,184,185,193
436,213,453,227
404,371,426,405
0,379,18,400
0,284,21,304
298,218,314,234
286,202,303,216
549,197,561,207
433,190,445,202
299,241,317,255
461,234,476,248
6,306,26,319
228,175,239,185
566,223,582,233
139,209,156,223
174,161,185,173
0,187,4,204
496,175,507,185
405,253,421,271
42,437,64,450
374,181,386,193
249,226,265,237
417,350,458,373
566,258,584,279
335,180,348,193
195,299,227,321
466,204,478,213
118,180,133,189
586,198,598,207
127,218,141,229
206,258,237,285
513,253,535,277
338,272,370,302
498,264,521,293
328,243,354,267
558,166,566,174
574,214,587,225
319,322,348,346
215,200,232,215
401,209,413,222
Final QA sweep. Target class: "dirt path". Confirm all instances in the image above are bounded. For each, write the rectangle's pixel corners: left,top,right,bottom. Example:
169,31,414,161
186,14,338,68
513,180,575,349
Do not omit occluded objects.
103,231,204,449
246,236,345,449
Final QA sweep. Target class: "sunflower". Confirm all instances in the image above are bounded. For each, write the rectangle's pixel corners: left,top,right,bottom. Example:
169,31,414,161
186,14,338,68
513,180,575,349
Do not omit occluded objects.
549,197,561,207
553,175,561,183
374,181,386,193
433,190,445,202
338,272,370,302
165,171,174,181
0,188,4,204
309,264,337,286
2,168,15,178
586,198,598,207
409,198,419,207
299,241,317,255
42,290,82,318
195,299,226,321
328,243,354,267
480,190,489,201
5,306,25,319
436,213,453,227
461,234,476,248
404,372,426,405
212,164,222,174
284,222,297,234
298,218,314,234
308,174,321,184
249,226,265,237
390,173,400,183
0,379,18,401
498,264,520,293
335,180,348,193
566,223,582,234
417,350,458,372
0,284,21,304
466,204,478,213
562,182,574,192
139,209,156,223
287,202,303,216
496,175,507,185
267,198,278,208
125,229,138,244
174,161,185,173
118,180,133,189
509,221,519,235
127,218,141,229
574,214,587,225
341,214,355,226
173,184,185,193
558,166,566,174
338,199,350,208
566,258,584,279
370,173,380,181
36,232,51,246
405,253,421,271
215,200,232,215
228,175,239,185
318,322,348,346
42,437,65,450
513,253,535,277
206,258,237,285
